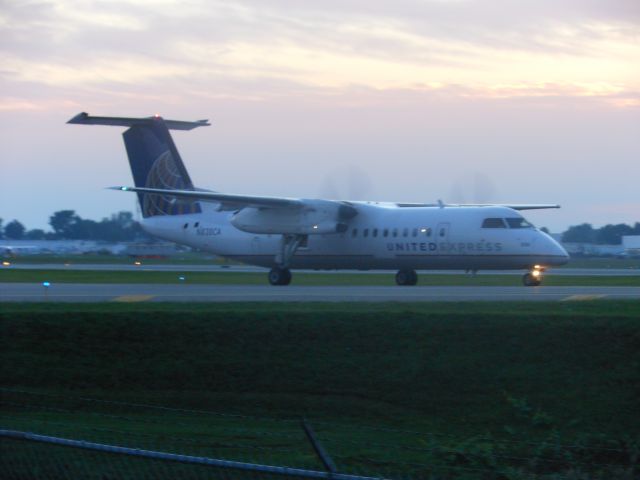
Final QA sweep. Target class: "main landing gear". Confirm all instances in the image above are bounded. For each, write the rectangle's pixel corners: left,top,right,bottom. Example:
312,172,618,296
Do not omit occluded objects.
395,269,418,286
522,266,544,287
268,234,304,286
268,267,292,286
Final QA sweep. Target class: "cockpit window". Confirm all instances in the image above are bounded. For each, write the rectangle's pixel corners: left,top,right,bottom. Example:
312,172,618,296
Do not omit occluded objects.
482,218,506,228
505,218,534,229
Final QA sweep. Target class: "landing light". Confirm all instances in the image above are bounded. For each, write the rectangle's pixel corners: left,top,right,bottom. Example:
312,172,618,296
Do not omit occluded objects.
532,270,541,278
312,225,318,230
420,228,427,233
134,261,141,266
42,281,51,287
2,261,10,266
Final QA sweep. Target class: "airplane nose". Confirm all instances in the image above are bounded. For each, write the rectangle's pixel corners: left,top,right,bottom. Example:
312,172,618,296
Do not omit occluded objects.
557,246,570,264
547,235,569,265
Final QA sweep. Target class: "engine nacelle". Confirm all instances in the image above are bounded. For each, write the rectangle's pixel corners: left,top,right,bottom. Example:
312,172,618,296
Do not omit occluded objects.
230,201,354,235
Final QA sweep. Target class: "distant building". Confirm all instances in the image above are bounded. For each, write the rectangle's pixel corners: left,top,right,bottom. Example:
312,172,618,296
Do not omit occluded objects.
0,240,126,256
561,242,625,257
622,236,640,256
123,243,185,258
0,240,183,258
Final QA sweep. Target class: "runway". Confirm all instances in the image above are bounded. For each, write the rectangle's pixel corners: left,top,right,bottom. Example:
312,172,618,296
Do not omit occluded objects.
4,263,640,276
1,283,638,302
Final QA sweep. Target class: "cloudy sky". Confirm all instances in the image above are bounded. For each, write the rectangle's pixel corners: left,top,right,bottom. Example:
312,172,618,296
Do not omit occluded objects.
1,0,639,232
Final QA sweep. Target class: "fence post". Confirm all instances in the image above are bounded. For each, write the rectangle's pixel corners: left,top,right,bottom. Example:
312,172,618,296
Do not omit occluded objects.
302,419,338,475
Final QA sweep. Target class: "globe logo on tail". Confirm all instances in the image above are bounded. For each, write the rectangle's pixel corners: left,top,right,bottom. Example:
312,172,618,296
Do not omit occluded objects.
142,151,201,217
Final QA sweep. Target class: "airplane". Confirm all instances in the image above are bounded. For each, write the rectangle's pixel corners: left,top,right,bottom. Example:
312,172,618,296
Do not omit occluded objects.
68,112,569,286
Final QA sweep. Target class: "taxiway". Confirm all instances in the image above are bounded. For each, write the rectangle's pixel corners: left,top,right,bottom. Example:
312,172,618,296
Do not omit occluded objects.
4,264,640,276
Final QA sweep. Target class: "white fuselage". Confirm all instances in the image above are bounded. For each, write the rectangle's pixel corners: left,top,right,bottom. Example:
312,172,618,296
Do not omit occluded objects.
142,203,569,271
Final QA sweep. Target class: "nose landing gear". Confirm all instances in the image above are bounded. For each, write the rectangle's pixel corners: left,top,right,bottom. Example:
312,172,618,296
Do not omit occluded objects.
523,266,544,286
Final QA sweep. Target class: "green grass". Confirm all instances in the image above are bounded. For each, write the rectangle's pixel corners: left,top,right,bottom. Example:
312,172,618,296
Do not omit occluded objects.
2,268,639,286
1,302,640,478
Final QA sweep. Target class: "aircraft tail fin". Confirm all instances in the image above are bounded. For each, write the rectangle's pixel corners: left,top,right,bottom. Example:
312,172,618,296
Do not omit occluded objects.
68,113,210,218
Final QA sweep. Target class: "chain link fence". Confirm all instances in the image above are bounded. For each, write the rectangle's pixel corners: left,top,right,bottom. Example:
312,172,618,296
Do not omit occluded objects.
1,388,638,479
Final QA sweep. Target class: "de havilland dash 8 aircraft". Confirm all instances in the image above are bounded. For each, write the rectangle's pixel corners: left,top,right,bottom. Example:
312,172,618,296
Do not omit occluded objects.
68,112,569,286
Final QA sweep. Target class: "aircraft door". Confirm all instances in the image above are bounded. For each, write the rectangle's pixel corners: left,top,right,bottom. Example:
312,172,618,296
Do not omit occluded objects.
251,236,261,255
436,222,450,243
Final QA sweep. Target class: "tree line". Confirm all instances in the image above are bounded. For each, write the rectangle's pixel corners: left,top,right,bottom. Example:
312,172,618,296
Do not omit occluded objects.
561,222,640,245
0,211,148,242
0,211,638,244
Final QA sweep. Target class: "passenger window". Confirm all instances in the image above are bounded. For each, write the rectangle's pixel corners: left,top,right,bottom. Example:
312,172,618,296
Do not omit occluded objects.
439,228,446,237
506,218,534,229
422,227,432,237
383,229,389,237
183,223,189,229
373,228,378,237
482,218,506,228
352,228,358,237
392,228,398,238
402,228,409,237
412,228,418,237
363,228,369,238
194,222,200,228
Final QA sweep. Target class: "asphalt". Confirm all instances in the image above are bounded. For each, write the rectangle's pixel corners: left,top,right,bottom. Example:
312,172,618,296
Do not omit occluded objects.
1,283,638,303
4,264,640,276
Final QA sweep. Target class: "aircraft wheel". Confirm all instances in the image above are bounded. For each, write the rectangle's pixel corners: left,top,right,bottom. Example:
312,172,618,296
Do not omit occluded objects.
396,269,418,286
522,272,542,287
268,267,292,286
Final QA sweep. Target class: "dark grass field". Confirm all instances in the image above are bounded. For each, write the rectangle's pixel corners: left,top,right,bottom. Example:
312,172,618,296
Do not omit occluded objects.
1,301,640,478
2,268,639,286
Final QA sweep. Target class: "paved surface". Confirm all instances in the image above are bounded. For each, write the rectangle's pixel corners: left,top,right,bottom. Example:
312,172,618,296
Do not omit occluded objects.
4,264,640,276
1,283,638,302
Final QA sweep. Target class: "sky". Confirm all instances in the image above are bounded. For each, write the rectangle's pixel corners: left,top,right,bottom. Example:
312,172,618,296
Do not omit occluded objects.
1,0,639,233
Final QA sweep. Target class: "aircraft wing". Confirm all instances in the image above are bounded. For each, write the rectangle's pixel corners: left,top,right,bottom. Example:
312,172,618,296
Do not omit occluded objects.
110,186,359,235
397,203,560,210
108,186,302,210
463,204,560,210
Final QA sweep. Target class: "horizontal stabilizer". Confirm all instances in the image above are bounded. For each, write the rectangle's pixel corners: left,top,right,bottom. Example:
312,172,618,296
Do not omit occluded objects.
67,112,210,131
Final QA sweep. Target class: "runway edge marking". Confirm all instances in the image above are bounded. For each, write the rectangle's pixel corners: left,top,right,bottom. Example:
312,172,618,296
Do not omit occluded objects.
112,295,155,303
561,294,607,302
